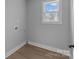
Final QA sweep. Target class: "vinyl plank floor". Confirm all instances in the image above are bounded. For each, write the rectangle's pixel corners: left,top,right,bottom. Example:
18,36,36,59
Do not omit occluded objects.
6,52,27,59
7,44,69,59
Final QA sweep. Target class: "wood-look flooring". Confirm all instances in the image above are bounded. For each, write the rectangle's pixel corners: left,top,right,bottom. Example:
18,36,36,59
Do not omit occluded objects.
7,44,69,59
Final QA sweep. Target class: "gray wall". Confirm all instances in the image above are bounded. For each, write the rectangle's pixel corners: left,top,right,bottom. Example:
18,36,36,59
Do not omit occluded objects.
5,0,27,54
27,0,72,50
5,0,73,55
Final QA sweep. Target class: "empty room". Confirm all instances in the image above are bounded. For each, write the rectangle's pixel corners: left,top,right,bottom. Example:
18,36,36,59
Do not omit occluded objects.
5,0,74,59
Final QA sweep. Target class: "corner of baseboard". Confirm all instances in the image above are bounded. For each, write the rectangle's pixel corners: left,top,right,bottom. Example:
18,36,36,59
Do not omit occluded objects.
28,41,71,57
5,40,27,58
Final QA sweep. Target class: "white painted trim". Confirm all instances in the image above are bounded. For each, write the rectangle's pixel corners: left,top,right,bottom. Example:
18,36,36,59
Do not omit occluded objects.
28,41,71,56
5,40,27,58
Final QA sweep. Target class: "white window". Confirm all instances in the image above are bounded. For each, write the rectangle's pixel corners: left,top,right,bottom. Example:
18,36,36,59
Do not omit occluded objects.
42,0,62,24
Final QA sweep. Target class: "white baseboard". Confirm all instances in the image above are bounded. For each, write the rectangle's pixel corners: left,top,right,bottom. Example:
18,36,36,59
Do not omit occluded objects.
5,40,71,58
28,41,71,56
5,40,27,58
